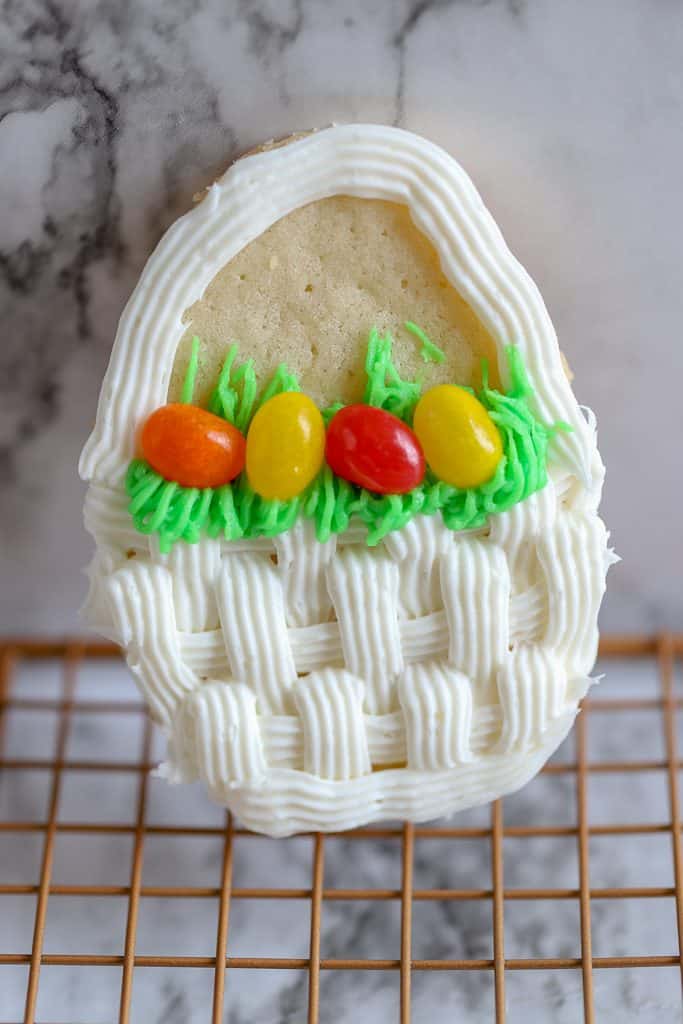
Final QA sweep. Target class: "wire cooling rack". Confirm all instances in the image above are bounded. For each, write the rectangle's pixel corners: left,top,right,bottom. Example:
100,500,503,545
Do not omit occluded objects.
0,635,682,1023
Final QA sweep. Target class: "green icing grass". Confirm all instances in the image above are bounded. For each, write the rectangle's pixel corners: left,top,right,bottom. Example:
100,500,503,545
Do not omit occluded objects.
126,327,556,552
405,320,446,364
363,327,423,418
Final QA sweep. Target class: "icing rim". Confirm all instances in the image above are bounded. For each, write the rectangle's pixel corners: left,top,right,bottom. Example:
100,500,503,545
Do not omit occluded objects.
163,712,577,838
79,122,603,494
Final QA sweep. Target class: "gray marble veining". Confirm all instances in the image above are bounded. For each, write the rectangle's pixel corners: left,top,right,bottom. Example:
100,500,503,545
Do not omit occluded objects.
1,655,681,1021
1,1,683,1020
1,0,682,633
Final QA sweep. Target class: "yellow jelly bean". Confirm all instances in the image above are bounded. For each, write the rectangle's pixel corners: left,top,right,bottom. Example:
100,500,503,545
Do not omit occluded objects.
246,392,325,500
413,385,503,489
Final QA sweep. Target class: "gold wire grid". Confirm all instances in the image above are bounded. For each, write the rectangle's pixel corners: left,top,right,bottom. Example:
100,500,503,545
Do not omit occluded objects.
0,634,681,1023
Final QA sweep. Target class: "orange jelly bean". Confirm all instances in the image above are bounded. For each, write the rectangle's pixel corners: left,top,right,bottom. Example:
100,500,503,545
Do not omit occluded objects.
141,404,245,488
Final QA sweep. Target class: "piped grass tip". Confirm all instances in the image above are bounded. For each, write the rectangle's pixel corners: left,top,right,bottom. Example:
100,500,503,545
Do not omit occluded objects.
126,326,556,552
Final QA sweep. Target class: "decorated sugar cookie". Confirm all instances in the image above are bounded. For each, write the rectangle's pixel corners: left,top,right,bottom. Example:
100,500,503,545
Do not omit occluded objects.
80,125,614,836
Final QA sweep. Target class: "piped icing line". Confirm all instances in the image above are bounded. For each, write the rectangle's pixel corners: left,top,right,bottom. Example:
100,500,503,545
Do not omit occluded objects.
274,519,337,627
104,561,198,725
383,514,453,618
169,714,577,837
293,670,371,780
496,646,567,753
398,662,473,770
79,124,601,493
440,538,510,693
325,548,403,716
171,577,551,681
166,680,266,787
150,535,222,632
488,478,558,588
537,513,612,678
216,553,297,715
165,671,583,789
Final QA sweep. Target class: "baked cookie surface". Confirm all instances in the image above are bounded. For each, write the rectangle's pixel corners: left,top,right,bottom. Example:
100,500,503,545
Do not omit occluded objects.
170,195,500,408
80,125,612,835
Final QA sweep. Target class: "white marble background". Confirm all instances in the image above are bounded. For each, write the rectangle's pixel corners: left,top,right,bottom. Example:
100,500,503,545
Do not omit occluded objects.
0,0,682,633
1,653,682,1022
1,3,683,1022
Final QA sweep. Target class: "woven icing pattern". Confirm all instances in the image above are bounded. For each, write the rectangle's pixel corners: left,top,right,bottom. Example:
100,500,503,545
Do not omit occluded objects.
86,466,612,834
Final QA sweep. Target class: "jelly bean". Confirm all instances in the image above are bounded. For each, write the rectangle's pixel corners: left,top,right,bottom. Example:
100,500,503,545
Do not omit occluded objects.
413,385,502,489
246,392,325,500
326,405,425,494
141,404,246,488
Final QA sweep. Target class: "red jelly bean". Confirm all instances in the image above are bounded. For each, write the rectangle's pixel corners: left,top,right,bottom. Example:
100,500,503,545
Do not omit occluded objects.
141,404,245,488
325,405,425,494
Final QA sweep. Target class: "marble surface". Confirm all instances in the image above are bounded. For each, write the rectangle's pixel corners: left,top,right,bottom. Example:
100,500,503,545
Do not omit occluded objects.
0,0,682,634
1,654,682,1022
1,3,682,1020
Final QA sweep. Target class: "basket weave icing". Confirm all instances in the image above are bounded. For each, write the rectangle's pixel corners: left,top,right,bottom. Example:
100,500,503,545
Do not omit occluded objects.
79,125,611,836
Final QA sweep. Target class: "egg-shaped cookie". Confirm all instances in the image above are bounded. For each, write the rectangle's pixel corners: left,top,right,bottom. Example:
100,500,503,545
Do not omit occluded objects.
80,125,612,836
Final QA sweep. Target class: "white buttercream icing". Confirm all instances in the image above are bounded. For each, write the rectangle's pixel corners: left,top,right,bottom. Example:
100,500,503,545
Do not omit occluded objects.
398,661,473,770
326,547,403,715
80,124,612,835
294,669,371,780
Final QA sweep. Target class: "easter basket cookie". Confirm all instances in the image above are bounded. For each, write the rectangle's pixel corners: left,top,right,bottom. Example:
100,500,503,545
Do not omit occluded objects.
80,125,614,836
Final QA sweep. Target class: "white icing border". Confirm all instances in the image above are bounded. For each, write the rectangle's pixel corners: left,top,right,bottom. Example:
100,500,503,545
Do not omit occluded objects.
79,123,603,491
174,715,576,837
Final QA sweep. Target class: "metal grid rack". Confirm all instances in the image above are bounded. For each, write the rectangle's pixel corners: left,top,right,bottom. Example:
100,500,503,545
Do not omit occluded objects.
0,635,682,1023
